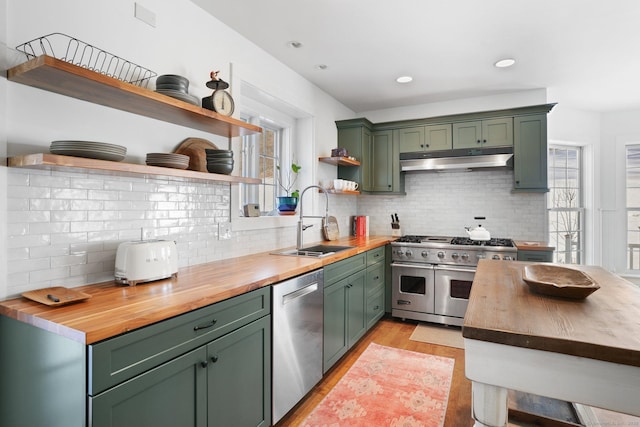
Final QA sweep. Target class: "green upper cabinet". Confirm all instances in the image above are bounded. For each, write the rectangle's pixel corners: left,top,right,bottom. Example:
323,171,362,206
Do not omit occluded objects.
336,119,403,194
370,130,394,192
514,114,548,192
452,118,513,149
336,119,372,191
399,124,452,153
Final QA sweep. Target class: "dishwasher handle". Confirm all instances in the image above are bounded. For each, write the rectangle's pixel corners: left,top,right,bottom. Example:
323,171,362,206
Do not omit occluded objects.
282,282,319,305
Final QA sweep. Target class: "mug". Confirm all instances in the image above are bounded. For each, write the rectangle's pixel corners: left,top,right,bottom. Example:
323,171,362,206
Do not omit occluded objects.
333,179,344,191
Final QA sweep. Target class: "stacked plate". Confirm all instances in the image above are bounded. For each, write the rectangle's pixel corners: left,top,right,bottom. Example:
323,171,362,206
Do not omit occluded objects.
146,153,190,169
50,140,126,162
206,149,234,174
155,74,199,106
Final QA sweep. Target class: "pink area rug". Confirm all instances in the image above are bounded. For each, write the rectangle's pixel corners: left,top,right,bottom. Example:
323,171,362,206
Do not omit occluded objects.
301,342,455,427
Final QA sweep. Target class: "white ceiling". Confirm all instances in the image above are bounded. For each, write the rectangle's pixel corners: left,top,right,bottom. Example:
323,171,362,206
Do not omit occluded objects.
192,0,640,113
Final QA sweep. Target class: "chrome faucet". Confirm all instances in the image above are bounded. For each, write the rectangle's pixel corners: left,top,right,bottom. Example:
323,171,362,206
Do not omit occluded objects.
297,185,329,250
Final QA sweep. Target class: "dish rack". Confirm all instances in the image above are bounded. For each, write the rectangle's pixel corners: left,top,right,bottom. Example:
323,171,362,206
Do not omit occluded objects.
15,33,157,87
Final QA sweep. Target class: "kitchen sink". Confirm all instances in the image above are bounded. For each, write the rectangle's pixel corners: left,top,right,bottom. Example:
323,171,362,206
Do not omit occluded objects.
272,245,354,258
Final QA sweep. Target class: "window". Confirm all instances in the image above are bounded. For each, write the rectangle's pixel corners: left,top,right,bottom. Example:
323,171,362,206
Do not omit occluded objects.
241,121,281,215
547,146,584,264
626,145,640,270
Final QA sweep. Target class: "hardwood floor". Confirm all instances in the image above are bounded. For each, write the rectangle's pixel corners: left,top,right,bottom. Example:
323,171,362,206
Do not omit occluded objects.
275,316,474,427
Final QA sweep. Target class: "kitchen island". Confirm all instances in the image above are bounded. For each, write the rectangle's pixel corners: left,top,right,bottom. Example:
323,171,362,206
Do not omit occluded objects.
463,260,640,427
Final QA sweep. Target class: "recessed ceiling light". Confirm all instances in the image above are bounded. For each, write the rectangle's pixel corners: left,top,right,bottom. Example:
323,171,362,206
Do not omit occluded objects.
287,40,303,49
315,64,328,70
396,76,413,83
494,58,516,68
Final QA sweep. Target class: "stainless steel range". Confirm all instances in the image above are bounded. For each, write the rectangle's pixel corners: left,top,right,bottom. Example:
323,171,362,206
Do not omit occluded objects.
391,235,517,326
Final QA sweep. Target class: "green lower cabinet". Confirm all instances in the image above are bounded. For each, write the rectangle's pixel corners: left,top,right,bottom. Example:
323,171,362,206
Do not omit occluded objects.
517,250,553,262
90,347,208,427
323,269,366,373
90,316,271,427
206,316,271,427
323,247,387,373
366,289,385,329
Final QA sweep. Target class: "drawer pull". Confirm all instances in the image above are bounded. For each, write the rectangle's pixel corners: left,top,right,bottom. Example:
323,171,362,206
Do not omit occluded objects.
194,319,217,331
373,275,379,280
374,305,380,310
211,355,219,363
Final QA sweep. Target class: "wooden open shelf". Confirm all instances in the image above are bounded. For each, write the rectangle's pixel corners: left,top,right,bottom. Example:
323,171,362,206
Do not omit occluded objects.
7,153,261,185
7,55,262,138
318,156,360,166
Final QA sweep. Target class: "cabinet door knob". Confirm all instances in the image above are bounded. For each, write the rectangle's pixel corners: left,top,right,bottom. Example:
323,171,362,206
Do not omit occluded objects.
211,355,219,363
200,361,208,368
477,139,481,144
425,144,429,148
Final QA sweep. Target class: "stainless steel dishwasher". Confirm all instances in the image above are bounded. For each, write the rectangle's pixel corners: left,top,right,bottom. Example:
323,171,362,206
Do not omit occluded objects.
272,269,324,424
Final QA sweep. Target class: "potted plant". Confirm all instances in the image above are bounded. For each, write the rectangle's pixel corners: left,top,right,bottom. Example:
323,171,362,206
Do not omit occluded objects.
276,162,301,215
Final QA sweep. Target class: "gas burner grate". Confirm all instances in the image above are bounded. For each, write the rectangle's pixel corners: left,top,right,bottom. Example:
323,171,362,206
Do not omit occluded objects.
450,237,514,247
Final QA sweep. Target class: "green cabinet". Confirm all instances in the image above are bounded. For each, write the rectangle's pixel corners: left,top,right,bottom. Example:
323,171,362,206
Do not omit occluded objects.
398,124,452,153
514,114,548,192
91,315,271,427
323,253,367,372
323,247,388,372
89,288,271,427
336,120,403,194
0,288,271,427
517,249,553,262
90,346,208,427
371,130,394,192
365,246,386,329
337,119,372,192
453,118,513,149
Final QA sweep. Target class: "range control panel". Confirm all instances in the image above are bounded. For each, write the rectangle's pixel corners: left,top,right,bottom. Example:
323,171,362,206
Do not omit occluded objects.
391,245,516,266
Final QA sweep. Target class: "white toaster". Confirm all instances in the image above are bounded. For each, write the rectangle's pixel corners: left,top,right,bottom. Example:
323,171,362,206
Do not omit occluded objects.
114,240,178,286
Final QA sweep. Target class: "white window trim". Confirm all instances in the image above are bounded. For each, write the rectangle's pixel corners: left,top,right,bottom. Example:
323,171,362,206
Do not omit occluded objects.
230,82,310,232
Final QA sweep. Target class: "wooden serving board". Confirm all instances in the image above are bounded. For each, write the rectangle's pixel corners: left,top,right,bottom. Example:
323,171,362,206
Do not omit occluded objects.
173,137,219,172
22,286,92,307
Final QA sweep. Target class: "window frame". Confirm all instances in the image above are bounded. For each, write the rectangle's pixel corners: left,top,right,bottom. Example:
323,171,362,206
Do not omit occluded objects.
547,144,585,264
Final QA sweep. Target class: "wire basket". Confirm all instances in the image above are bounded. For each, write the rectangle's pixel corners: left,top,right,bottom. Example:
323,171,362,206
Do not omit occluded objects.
15,33,157,88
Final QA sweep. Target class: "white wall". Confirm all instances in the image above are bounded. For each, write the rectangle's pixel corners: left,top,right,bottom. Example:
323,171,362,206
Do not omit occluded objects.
1,0,354,298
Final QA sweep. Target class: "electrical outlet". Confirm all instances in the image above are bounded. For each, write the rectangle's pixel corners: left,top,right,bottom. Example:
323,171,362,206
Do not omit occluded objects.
218,222,232,240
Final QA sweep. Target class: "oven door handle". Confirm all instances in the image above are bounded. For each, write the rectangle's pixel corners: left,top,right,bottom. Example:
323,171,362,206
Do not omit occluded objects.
390,263,435,270
433,265,477,273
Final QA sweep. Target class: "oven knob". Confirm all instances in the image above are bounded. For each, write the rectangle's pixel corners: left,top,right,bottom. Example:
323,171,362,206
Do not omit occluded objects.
421,251,429,258
437,251,445,259
396,250,403,256
405,250,413,258
503,255,513,261
492,255,501,260
451,252,459,260
477,253,486,260
461,253,469,261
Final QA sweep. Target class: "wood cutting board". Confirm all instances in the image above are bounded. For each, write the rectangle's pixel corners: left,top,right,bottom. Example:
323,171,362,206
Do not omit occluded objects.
22,286,92,307
323,216,339,240
173,137,220,172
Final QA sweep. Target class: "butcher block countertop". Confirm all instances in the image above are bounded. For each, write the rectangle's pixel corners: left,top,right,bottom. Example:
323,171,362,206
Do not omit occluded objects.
514,240,555,251
0,236,392,345
463,259,640,367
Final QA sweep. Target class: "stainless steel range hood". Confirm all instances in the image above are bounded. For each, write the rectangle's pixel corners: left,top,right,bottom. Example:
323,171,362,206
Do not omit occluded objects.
400,147,514,172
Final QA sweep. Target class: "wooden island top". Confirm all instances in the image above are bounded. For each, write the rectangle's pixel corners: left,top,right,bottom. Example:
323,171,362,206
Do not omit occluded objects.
0,236,392,345
463,259,640,367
